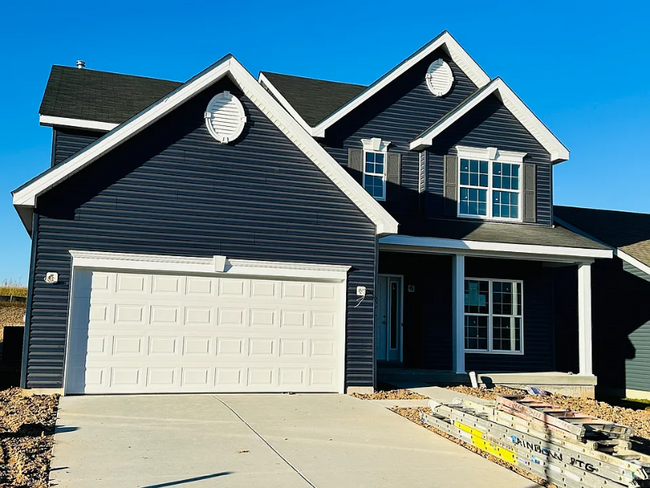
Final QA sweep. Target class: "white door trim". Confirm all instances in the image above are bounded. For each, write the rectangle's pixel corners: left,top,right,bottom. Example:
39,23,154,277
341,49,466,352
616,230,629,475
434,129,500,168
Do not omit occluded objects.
63,250,350,394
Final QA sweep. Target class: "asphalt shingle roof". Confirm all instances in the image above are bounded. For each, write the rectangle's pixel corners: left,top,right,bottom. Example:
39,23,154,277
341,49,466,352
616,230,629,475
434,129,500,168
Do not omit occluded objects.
397,217,609,250
40,66,182,124
555,206,650,266
261,72,366,127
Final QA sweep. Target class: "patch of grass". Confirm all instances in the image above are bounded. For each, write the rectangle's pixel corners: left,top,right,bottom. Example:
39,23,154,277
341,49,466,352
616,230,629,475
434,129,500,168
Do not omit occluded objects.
0,286,27,299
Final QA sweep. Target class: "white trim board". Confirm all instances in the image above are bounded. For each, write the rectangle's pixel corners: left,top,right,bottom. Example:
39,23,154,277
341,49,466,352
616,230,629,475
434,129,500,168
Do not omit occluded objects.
410,78,570,163
14,57,399,236
379,235,612,261
39,115,117,132
260,32,490,138
69,250,351,281
258,73,314,134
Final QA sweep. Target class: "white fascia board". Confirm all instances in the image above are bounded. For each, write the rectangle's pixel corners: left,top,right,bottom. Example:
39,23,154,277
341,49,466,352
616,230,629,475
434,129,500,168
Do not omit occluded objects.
410,78,570,163
39,115,118,132
258,73,315,134
379,235,613,260
311,32,490,138
617,250,650,277
14,57,399,235
69,250,351,281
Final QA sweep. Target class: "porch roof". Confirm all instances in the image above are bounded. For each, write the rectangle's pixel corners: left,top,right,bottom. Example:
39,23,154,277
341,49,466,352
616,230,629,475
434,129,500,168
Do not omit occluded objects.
381,218,612,261
397,218,609,249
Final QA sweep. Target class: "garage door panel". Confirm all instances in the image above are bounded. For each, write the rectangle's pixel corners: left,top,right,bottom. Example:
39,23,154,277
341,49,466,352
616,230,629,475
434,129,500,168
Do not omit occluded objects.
66,269,343,394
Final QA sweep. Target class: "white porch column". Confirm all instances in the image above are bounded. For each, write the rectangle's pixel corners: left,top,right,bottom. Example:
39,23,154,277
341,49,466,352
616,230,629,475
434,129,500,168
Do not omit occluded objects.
452,254,466,374
578,262,593,376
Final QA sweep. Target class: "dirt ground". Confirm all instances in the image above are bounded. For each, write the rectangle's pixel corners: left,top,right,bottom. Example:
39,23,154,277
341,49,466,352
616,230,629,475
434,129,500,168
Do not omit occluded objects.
448,386,650,440
350,389,428,400
0,307,24,328
0,388,59,488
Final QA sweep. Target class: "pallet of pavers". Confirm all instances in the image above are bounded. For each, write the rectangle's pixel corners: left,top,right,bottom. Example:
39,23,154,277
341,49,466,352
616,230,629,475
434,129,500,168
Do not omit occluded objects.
421,393,650,488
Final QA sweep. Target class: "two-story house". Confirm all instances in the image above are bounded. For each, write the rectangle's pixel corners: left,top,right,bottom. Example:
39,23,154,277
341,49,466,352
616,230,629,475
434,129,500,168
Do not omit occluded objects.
12,32,612,396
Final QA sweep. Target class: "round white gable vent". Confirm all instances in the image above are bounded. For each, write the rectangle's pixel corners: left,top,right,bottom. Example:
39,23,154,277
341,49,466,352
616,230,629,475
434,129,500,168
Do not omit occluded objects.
425,59,454,97
204,91,247,143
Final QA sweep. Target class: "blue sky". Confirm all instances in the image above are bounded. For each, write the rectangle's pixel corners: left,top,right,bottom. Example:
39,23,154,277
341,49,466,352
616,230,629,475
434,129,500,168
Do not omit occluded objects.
1,0,649,284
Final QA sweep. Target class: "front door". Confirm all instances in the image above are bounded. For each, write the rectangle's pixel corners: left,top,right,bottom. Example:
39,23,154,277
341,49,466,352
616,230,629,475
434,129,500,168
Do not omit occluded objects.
375,275,403,362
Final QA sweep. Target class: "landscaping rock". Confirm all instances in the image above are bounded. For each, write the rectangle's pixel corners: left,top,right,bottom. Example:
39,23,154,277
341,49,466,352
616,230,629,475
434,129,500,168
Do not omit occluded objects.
350,389,428,400
0,388,59,487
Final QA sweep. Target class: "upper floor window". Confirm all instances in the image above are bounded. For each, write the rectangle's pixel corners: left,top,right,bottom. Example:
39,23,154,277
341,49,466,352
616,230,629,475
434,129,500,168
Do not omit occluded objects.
364,151,385,200
361,138,391,202
457,146,526,221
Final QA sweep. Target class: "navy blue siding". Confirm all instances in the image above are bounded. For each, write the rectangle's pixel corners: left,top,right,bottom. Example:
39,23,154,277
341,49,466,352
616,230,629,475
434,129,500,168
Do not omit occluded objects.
52,129,103,166
426,94,553,226
27,78,377,389
321,48,478,217
380,253,555,372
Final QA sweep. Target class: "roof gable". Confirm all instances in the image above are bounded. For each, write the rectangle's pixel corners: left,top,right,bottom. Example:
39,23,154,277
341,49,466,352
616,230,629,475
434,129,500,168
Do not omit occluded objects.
410,78,569,163
14,56,398,236
259,31,490,137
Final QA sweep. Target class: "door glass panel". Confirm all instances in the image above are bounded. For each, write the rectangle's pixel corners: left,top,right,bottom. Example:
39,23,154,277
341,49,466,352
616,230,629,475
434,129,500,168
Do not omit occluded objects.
390,282,398,349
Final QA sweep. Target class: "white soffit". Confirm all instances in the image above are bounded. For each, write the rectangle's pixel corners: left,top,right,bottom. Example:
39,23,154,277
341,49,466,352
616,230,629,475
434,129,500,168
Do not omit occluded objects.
39,115,117,132
14,56,398,236
260,31,490,138
410,78,570,163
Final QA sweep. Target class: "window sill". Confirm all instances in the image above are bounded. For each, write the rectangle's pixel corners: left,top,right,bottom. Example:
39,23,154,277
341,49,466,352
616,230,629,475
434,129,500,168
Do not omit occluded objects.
457,214,523,224
464,350,524,356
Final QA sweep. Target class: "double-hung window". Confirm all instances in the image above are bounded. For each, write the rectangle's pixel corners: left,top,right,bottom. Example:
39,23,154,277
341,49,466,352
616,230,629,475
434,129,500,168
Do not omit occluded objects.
464,278,523,354
457,146,526,221
364,151,386,200
361,138,390,201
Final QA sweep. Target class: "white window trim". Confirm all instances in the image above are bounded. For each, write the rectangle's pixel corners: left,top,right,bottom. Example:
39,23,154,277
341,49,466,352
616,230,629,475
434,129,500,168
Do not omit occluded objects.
464,277,524,356
361,138,390,202
456,145,526,223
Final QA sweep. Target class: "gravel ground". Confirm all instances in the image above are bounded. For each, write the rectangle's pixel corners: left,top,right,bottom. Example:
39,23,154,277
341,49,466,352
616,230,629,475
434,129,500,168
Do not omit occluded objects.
0,388,59,488
448,386,650,440
350,389,429,400
390,407,551,487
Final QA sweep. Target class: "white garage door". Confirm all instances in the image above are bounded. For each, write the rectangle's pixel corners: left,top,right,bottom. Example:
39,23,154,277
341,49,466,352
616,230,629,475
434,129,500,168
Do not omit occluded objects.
65,268,344,394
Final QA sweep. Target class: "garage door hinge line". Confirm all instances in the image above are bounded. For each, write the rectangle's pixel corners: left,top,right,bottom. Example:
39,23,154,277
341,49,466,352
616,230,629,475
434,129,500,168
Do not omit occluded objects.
213,395,317,488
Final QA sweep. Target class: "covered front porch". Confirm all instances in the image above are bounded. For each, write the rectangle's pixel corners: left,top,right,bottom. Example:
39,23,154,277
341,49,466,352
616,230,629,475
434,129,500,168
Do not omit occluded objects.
374,231,612,397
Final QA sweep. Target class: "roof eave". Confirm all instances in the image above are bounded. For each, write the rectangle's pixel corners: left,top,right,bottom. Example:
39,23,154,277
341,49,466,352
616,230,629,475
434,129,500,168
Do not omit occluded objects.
39,115,117,132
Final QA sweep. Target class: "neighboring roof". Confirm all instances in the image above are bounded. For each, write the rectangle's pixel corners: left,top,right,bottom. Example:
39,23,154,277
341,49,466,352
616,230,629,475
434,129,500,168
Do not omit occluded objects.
555,206,650,269
14,56,399,236
410,78,570,163
40,65,181,128
261,31,491,137
395,217,609,250
259,72,366,127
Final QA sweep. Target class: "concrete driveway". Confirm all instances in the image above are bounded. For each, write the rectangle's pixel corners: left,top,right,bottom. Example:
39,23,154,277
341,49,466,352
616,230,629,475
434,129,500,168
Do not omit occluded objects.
50,394,535,488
